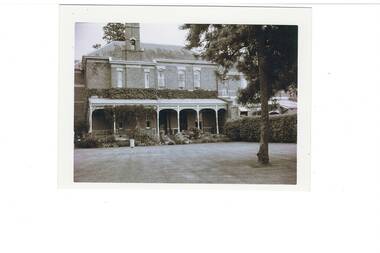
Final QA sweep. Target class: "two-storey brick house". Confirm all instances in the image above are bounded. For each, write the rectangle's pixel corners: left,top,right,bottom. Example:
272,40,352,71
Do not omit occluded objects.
75,23,247,137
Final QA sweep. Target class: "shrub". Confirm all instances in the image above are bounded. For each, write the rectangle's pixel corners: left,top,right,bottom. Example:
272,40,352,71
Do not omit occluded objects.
132,129,159,146
86,88,217,100
74,120,88,139
97,135,116,144
173,132,191,144
188,127,201,139
75,136,100,148
224,113,297,143
116,140,130,147
224,120,241,141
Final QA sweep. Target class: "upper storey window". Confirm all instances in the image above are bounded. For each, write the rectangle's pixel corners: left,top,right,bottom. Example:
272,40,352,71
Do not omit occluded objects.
157,66,166,88
116,68,123,88
193,67,201,89
144,69,150,88
178,70,186,89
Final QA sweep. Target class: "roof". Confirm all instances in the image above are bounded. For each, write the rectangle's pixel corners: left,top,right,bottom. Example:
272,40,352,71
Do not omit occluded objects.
86,41,201,62
89,97,227,109
278,99,297,110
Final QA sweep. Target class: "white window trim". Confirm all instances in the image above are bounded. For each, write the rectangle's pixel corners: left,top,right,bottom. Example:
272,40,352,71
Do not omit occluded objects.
144,71,150,88
178,70,186,89
157,69,165,88
193,69,201,88
116,68,124,88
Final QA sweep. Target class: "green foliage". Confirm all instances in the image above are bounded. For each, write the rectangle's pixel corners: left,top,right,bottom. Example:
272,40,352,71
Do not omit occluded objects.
96,135,116,144
75,136,100,148
92,43,101,49
237,79,261,104
225,114,297,143
116,140,130,147
130,129,159,146
74,120,88,139
182,24,298,163
86,88,217,99
188,127,201,139
223,120,241,141
103,105,155,125
181,24,298,104
114,105,155,116
102,23,126,43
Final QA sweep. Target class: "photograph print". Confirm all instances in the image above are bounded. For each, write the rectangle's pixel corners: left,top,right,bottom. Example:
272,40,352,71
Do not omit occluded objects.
73,21,300,184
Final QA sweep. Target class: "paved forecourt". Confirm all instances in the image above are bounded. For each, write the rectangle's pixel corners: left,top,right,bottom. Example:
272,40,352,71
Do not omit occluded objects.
74,142,297,184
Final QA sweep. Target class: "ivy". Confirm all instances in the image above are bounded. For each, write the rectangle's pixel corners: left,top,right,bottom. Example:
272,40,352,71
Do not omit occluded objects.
103,105,156,129
86,88,218,100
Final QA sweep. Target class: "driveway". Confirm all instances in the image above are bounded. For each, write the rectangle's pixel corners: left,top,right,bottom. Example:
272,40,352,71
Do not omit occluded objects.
74,142,297,184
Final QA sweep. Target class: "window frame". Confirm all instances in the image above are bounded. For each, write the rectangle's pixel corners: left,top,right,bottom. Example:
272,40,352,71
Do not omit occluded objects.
193,67,201,89
178,69,186,89
157,66,166,88
144,69,150,88
116,68,124,88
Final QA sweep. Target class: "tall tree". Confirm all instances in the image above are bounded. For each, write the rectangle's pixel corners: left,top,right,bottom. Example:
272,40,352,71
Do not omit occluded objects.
181,24,297,164
102,23,126,43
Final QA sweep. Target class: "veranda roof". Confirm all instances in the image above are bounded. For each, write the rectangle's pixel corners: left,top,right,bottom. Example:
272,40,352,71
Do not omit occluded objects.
88,97,228,109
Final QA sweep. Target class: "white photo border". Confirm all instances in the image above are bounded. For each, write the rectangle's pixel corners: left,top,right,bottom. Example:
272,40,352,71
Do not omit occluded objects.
58,5,312,190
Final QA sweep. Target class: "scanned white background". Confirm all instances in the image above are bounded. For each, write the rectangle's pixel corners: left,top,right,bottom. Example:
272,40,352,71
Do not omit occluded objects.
0,2,380,253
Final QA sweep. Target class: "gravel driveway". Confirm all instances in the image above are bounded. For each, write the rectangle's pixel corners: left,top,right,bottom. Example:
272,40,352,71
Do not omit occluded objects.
74,142,296,184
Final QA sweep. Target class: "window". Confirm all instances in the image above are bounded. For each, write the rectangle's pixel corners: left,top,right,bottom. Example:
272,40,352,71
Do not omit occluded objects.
116,69,123,88
146,114,151,128
158,70,165,87
130,38,136,50
178,70,185,89
144,70,150,88
241,76,247,88
193,68,201,89
157,66,166,88
220,88,228,97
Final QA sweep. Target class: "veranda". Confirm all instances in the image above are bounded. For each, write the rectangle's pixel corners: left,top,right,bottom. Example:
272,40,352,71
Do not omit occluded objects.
88,97,228,138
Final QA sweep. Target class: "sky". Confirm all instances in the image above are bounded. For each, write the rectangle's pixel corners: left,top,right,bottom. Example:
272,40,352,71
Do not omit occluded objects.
75,23,187,60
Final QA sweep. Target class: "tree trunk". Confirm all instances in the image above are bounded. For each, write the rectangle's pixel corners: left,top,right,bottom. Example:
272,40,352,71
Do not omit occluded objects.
257,33,270,164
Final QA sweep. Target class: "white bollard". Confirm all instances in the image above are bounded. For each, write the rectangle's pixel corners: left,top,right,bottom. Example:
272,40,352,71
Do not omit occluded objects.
130,139,135,148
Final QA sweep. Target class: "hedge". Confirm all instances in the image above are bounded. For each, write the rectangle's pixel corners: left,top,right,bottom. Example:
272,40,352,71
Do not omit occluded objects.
224,113,297,143
86,88,218,99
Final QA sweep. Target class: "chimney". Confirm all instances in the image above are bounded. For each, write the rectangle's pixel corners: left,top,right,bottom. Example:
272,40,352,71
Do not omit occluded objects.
125,23,141,52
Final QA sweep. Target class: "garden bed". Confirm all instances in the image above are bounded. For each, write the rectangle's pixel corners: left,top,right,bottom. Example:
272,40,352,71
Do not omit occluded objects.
75,127,230,148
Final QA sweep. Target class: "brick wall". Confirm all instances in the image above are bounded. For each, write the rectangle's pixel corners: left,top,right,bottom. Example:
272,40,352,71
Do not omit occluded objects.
84,58,222,92
126,67,145,88
85,60,111,89
74,69,87,123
